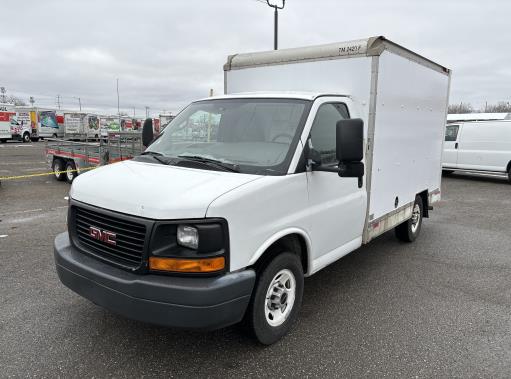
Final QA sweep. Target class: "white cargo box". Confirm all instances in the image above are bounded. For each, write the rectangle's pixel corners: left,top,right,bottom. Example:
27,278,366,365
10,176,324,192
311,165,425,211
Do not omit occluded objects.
224,36,451,242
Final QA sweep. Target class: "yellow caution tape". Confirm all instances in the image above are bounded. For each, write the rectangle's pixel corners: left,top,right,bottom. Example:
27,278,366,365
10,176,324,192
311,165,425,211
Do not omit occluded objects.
0,166,96,181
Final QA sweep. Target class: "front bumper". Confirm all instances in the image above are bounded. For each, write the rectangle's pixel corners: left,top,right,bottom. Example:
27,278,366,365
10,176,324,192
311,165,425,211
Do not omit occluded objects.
54,232,256,330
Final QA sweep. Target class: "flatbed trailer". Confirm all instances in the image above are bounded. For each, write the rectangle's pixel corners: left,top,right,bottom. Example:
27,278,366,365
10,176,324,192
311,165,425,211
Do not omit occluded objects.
46,132,144,183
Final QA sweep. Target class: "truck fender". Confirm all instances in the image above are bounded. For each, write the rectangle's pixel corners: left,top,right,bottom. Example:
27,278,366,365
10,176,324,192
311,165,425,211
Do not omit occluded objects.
248,227,313,275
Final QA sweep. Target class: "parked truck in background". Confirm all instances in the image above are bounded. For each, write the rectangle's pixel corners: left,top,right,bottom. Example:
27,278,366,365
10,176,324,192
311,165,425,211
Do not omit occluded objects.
54,36,451,344
64,112,100,140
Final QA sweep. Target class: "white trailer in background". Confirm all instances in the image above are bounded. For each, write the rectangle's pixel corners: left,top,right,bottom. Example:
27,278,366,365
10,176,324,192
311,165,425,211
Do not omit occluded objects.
64,112,100,140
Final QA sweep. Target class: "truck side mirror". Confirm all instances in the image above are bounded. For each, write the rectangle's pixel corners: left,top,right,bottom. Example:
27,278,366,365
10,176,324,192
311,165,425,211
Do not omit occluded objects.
142,118,154,147
336,119,364,184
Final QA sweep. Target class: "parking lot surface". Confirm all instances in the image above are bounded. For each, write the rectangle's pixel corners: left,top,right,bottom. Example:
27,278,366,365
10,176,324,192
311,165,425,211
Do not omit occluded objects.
1,142,510,378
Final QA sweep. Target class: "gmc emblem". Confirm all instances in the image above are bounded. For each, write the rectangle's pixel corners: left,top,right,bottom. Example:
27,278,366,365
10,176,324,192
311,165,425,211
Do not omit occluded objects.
89,226,117,246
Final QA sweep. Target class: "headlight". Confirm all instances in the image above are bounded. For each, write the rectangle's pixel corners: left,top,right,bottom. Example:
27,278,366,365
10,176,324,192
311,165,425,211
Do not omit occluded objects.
177,225,199,250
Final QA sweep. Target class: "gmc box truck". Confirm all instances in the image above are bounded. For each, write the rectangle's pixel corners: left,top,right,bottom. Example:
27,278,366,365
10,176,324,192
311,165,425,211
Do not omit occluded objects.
54,36,451,344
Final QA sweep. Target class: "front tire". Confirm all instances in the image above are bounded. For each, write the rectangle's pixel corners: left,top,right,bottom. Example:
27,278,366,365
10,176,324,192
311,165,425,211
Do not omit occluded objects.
395,195,424,242
246,252,304,345
22,132,30,143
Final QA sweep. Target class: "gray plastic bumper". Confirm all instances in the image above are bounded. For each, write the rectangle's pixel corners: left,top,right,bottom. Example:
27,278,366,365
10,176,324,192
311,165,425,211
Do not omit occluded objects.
54,232,256,330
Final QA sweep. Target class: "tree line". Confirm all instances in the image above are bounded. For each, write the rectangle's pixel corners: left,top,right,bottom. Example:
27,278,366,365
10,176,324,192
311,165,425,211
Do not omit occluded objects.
449,102,511,114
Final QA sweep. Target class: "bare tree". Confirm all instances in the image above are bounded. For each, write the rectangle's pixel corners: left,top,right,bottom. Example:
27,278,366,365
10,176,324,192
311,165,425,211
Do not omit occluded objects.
448,102,474,114
0,87,6,103
7,95,27,106
484,102,511,113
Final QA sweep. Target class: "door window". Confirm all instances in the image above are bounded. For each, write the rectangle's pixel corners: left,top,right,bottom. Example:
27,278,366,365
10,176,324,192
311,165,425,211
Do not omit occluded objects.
445,125,459,141
310,103,349,165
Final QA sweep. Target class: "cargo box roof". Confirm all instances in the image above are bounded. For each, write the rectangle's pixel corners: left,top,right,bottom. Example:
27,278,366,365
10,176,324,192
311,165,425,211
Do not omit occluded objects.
225,36,450,75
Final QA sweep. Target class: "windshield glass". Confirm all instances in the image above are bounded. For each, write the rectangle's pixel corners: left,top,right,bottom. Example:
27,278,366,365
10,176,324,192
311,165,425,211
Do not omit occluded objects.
146,98,310,175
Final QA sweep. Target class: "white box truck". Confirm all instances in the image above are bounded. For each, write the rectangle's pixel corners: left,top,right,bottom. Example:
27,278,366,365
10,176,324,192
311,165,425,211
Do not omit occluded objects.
54,36,450,344
64,112,100,140
0,103,33,143
443,120,511,182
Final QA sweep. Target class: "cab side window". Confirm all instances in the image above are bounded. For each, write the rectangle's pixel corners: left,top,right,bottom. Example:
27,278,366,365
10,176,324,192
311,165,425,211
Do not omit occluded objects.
310,103,349,164
445,125,459,141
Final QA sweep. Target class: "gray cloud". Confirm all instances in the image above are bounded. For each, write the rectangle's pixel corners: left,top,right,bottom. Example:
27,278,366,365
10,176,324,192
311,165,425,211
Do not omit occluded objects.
1,0,509,115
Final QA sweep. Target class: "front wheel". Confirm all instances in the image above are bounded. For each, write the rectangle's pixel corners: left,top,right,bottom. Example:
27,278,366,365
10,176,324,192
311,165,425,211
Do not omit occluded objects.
245,252,304,345
395,195,424,242
22,132,31,143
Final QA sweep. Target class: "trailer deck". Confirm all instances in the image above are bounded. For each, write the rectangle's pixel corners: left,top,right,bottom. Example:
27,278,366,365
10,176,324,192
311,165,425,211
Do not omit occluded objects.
46,132,144,182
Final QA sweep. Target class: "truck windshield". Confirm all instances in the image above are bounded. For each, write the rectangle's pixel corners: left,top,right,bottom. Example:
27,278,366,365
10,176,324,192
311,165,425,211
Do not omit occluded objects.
145,98,310,175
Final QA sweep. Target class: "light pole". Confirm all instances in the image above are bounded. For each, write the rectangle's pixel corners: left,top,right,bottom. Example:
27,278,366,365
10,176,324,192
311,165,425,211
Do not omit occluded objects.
71,96,81,111
266,0,285,50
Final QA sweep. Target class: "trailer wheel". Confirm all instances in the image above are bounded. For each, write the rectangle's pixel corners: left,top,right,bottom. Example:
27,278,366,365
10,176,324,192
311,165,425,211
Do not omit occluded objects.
22,132,31,143
65,161,77,183
52,159,66,181
245,252,304,345
395,195,423,242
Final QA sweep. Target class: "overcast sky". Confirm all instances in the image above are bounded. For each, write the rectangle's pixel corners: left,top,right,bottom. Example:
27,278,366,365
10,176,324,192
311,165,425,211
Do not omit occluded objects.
1,0,509,116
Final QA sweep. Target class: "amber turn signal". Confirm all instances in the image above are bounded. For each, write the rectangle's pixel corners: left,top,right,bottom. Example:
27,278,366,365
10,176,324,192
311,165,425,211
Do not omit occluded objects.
149,256,225,273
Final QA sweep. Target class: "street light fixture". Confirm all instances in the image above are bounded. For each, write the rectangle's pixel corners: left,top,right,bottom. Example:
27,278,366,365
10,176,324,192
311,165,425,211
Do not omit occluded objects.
266,0,286,50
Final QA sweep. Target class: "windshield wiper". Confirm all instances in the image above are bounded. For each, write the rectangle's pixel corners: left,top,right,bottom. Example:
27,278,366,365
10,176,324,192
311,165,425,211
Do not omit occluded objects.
177,154,240,173
140,151,174,165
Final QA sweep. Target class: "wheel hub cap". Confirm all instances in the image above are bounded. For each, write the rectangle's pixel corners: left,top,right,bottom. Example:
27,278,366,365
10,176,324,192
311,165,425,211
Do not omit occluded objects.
411,204,421,233
265,269,296,327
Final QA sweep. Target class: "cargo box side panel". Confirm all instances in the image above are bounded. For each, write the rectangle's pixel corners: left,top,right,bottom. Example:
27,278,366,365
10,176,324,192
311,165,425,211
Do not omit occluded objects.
368,50,449,225
225,57,373,125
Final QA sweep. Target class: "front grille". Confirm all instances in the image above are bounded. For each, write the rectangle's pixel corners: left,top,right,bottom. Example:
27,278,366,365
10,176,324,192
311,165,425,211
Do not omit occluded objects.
73,206,147,268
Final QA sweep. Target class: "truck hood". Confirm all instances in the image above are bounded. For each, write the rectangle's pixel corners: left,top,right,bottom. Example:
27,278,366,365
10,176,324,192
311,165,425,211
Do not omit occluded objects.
70,160,262,219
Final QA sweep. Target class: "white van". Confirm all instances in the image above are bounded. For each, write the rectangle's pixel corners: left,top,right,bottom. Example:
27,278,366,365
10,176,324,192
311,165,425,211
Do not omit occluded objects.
442,121,511,182
54,36,450,344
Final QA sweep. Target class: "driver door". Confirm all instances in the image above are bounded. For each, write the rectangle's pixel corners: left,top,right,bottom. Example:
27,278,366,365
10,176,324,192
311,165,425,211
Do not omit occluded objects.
305,98,366,271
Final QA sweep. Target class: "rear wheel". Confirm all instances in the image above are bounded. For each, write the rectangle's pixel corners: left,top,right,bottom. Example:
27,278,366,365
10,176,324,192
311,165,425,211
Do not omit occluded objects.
0,139,6,143
52,159,66,181
395,195,423,242
52,133,58,139
442,170,454,176
22,132,30,143
245,252,304,345
507,166,511,184
65,161,77,183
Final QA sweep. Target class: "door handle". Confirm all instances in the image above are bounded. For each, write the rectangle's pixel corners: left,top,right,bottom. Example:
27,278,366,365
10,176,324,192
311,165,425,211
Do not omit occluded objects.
455,142,458,149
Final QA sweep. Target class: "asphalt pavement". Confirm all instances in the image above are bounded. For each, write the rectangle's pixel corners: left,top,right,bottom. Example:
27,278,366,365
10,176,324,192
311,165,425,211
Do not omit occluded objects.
1,141,510,378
